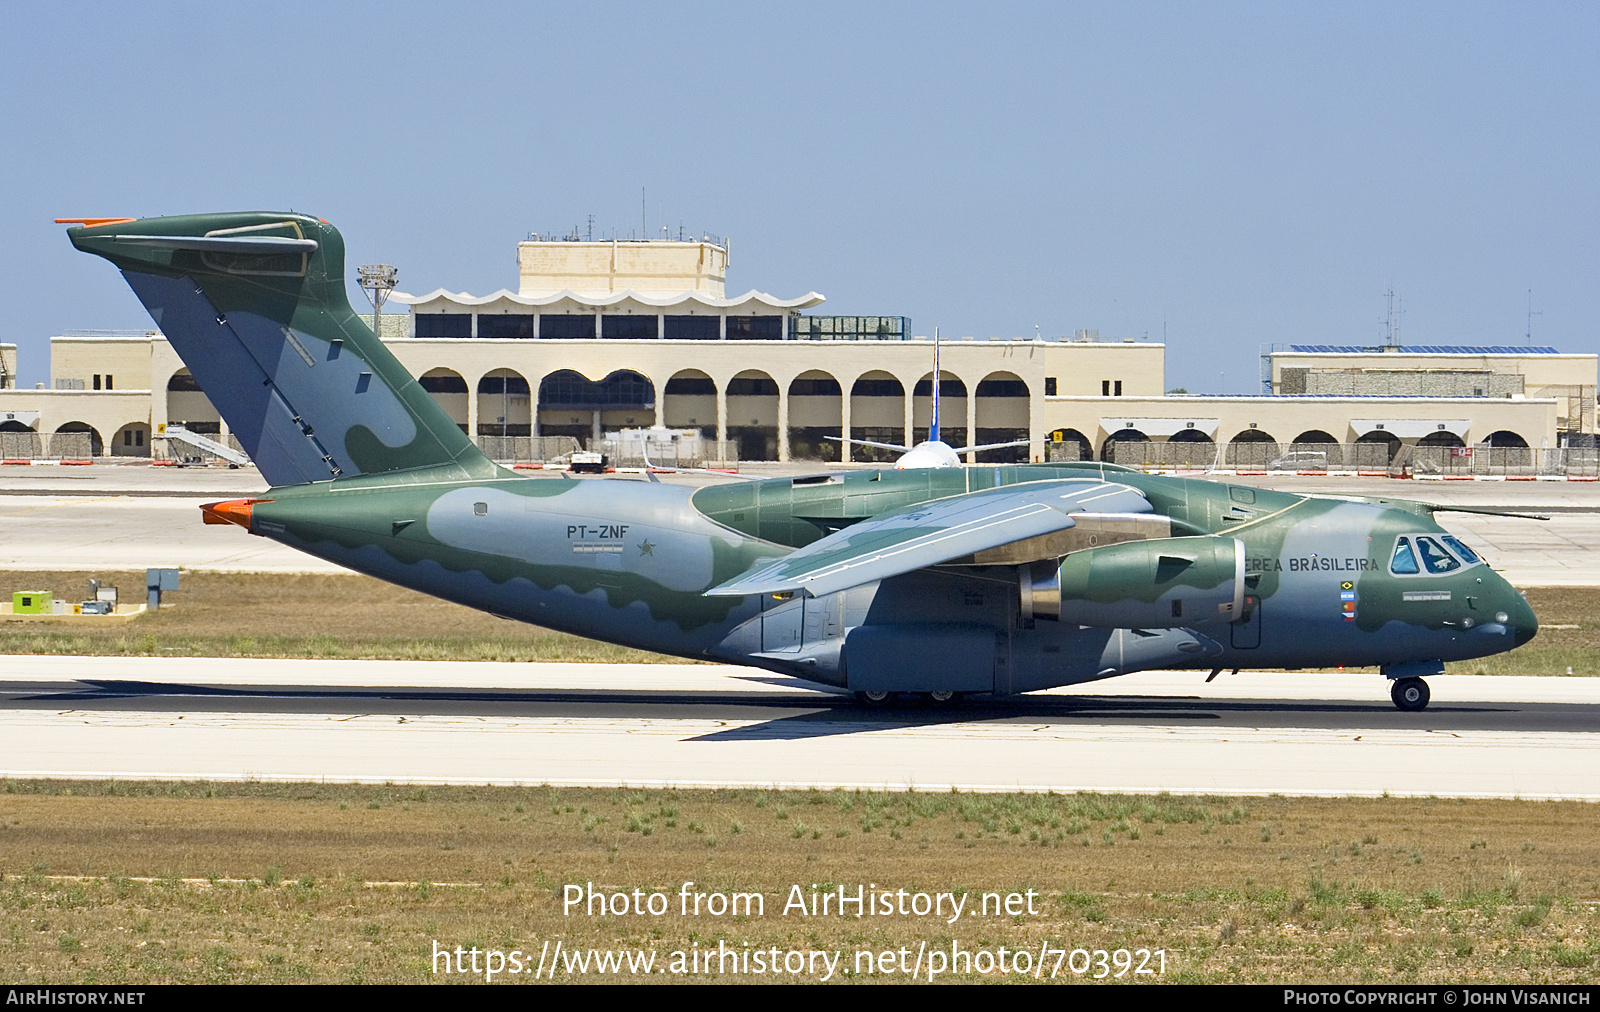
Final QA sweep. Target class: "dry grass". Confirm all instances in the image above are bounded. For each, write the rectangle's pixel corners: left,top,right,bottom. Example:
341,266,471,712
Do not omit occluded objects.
0,781,1596,983
0,570,670,663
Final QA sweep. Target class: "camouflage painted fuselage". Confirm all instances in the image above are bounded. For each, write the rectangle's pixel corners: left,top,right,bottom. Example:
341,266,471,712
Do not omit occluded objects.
63,211,1536,697
245,461,1536,693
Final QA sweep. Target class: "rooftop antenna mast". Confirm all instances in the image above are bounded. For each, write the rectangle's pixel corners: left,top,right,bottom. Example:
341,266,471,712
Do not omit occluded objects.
1526,289,1542,345
1382,287,1404,351
587,215,594,241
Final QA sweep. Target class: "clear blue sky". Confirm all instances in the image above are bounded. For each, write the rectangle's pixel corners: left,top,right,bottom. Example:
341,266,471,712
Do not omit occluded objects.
3,1,1595,391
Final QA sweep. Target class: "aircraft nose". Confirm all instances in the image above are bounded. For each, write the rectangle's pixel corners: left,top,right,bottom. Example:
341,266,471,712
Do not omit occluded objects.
1485,569,1538,648
1510,589,1538,648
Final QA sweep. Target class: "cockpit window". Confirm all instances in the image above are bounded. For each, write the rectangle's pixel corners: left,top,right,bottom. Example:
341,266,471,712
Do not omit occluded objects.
1439,535,1481,565
1415,536,1462,574
1390,538,1419,574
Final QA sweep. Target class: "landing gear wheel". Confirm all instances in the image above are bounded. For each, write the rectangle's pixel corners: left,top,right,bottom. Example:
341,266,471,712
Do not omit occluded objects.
1390,677,1430,711
924,691,961,706
856,690,892,707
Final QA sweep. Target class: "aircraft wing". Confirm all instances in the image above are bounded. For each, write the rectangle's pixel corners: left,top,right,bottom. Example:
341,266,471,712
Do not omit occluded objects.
826,435,911,452
954,437,1040,454
706,479,1152,598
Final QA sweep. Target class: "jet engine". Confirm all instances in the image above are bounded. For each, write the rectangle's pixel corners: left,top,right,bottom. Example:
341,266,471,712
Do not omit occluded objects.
1023,535,1245,627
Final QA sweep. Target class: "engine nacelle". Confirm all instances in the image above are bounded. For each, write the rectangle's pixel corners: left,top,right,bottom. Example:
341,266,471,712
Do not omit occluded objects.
1025,536,1245,628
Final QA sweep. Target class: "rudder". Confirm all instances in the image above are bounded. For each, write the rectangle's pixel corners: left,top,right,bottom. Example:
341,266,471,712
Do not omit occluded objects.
68,212,494,486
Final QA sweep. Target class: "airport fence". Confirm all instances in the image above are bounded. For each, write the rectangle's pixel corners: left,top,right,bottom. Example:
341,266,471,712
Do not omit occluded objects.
1044,441,1089,463
1109,441,1388,471
602,438,739,469
1106,440,1600,477
474,435,582,464
1404,445,1600,478
6,429,1594,478
1,431,92,460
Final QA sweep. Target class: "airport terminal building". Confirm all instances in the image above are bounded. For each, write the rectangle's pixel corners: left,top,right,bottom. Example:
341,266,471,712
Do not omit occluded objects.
0,231,1592,466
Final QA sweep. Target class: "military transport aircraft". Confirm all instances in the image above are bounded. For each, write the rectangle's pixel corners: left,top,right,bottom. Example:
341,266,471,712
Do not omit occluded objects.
62,212,1537,710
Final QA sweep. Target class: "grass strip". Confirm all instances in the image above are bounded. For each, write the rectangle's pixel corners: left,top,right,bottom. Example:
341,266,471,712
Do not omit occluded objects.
1,780,1596,983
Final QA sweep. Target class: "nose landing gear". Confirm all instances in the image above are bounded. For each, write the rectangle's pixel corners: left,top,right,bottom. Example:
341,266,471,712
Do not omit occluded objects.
1390,676,1430,711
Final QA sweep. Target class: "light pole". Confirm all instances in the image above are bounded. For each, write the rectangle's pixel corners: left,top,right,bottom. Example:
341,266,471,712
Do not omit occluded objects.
357,264,398,339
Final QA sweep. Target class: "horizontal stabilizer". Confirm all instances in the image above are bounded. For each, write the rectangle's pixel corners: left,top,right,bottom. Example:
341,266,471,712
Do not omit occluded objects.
706,479,1151,598
109,234,320,254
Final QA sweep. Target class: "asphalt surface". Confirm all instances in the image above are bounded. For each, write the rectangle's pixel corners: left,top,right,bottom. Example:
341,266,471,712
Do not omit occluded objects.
1,660,1595,798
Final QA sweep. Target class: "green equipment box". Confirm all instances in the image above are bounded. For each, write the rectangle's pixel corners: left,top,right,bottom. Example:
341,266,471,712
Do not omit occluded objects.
12,591,50,615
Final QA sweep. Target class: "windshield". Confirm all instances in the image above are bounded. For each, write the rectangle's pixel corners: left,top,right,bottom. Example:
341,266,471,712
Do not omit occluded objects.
1390,539,1419,574
1439,535,1482,565
1414,536,1462,574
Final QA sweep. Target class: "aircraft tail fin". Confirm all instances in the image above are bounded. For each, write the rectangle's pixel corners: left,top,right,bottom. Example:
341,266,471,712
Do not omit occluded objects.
67,212,495,486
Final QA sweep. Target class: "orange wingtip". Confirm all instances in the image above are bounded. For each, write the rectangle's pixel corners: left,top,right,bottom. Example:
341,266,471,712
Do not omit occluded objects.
55,217,136,227
200,498,271,529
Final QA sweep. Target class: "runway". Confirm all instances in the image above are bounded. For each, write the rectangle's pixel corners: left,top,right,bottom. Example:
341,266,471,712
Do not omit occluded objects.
2,657,1596,799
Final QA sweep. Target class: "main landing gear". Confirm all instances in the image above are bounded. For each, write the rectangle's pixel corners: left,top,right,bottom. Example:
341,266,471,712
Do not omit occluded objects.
1390,677,1430,711
854,690,964,708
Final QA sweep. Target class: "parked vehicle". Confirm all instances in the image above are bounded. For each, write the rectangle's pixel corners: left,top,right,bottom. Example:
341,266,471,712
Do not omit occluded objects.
1267,451,1328,471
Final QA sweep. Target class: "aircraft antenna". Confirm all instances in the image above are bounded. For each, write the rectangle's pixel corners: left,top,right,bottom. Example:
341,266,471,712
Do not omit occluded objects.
930,327,941,445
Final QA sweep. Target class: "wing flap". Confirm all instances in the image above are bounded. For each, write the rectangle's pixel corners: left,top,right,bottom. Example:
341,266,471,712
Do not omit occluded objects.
706,479,1152,598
